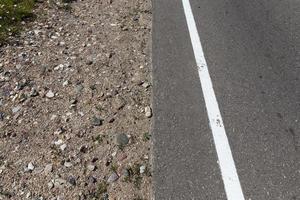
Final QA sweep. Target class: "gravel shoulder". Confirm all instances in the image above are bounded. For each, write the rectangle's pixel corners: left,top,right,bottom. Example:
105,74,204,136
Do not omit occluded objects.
0,0,152,199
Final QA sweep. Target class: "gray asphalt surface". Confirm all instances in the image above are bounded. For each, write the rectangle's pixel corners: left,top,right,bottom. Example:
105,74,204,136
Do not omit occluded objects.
152,0,300,199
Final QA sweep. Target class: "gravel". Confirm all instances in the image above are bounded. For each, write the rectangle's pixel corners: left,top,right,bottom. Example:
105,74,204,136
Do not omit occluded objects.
115,133,130,146
0,0,152,199
107,172,119,183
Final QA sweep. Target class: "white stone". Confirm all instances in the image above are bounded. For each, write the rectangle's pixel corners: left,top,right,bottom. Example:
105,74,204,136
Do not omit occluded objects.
46,90,55,98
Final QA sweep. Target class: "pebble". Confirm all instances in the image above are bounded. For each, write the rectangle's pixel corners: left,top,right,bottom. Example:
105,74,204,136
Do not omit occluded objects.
54,139,63,146
142,82,150,88
68,176,76,186
63,80,69,86
140,165,146,174
44,164,53,174
47,181,54,189
107,172,119,183
122,169,130,178
115,133,129,146
145,106,152,118
60,144,67,151
75,84,84,94
46,90,55,98
27,162,35,171
87,164,96,171
54,178,66,188
91,116,103,126
12,106,21,113
64,162,72,168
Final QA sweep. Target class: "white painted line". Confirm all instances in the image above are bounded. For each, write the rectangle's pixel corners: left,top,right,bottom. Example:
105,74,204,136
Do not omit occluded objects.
181,0,245,199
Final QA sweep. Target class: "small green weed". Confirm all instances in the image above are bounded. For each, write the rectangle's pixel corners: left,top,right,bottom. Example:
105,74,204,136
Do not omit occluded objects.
0,0,36,43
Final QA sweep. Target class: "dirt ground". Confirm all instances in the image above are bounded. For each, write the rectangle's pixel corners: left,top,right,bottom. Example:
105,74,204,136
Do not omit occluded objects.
0,0,152,199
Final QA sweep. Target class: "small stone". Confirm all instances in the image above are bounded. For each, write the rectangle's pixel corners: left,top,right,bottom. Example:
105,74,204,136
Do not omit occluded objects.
54,178,66,188
70,99,77,104
27,162,34,171
140,165,146,174
44,164,53,174
142,82,150,88
145,106,152,118
68,176,76,186
115,133,129,146
54,139,63,146
75,84,84,94
46,90,55,98
48,181,54,189
64,162,72,168
12,106,21,113
63,80,69,86
91,116,103,126
107,172,119,183
87,164,96,171
60,144,67,151
122,169,130,178
26,192,31,198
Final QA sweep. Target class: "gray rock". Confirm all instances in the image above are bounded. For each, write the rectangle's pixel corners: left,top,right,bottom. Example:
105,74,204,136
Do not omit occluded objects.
75,84,84,94
122,169,130,178
68,176,76,186
107,172,119,183
12,106,21,113
115,133,129,146
91,116,103,126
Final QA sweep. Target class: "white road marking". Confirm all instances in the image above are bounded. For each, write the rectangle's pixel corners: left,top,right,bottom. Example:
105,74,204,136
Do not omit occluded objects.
181,0,245,199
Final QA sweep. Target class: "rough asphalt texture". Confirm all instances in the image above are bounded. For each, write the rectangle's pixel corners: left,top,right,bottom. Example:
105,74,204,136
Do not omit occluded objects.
153,0,300,199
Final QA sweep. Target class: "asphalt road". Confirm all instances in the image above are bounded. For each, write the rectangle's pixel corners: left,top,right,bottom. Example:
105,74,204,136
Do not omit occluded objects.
152,0,300,199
